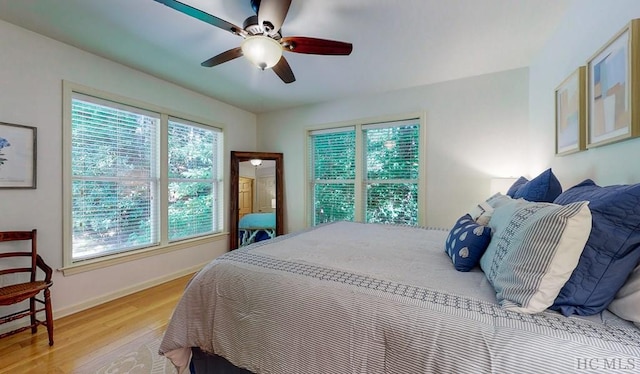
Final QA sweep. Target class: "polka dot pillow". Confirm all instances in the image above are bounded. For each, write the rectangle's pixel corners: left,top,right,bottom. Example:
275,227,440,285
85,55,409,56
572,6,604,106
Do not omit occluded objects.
445,214,492,272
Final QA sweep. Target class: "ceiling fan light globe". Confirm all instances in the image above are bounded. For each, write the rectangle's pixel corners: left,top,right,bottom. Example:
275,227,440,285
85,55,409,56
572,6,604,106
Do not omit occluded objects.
241,36,283,70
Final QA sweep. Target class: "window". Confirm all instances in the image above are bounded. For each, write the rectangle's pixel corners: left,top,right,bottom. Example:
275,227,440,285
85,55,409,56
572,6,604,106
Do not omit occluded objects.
168,118,221,241
309,127,356,224
63,84,223,268
363,122,420,225
309,118,423,226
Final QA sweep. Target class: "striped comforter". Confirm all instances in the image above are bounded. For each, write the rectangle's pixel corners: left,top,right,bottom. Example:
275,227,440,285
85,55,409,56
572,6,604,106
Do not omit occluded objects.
160,221,640,373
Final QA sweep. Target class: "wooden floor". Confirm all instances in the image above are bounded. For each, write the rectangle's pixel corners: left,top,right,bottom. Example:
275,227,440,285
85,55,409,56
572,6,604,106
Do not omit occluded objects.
0,273,193,373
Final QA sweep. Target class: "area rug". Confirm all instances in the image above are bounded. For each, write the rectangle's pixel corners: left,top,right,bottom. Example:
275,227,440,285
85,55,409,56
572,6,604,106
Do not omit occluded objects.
84,336,188,374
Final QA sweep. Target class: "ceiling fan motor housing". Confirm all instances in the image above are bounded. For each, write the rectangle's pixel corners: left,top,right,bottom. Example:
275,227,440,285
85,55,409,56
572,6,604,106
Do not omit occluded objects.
243,15,281,39
243,15,262,35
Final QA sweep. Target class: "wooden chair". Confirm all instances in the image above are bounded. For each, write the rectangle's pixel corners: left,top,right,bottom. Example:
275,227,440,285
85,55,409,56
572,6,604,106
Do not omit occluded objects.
0,230,54,346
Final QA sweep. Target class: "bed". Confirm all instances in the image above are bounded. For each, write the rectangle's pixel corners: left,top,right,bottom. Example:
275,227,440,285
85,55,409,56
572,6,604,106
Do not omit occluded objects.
160,172,640,373
160,201,640,373
238,212,276,247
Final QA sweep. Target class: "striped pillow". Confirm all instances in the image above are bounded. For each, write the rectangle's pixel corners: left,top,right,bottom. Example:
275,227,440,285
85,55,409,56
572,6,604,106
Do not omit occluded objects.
479,199,592,314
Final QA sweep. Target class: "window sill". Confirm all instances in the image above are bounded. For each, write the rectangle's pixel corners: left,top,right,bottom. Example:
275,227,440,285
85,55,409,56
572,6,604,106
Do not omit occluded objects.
59,232,228,276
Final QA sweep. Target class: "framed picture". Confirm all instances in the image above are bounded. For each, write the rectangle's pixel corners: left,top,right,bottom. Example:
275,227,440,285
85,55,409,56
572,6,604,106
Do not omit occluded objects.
0,122,37,188
555,66,586,155
586,19,640,148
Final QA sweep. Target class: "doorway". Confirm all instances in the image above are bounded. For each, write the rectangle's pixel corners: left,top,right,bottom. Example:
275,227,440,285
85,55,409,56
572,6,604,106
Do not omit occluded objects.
238,176,253,219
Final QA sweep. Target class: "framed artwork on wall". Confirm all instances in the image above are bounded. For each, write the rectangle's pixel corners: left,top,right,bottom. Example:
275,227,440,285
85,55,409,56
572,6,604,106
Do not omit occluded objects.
586,19,640,148
0,122,37,189
555,66,586,155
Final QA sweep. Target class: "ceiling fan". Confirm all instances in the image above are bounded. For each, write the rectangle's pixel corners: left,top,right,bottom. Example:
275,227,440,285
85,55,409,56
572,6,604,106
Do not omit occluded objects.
153,0,353,84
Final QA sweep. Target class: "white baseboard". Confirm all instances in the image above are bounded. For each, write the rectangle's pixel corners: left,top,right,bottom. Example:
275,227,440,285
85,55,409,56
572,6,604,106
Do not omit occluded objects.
54,262,206,319
0,264,207,336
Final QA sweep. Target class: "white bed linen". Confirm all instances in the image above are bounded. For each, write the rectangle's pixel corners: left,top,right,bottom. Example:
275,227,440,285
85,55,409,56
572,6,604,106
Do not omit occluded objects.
160,221,640,373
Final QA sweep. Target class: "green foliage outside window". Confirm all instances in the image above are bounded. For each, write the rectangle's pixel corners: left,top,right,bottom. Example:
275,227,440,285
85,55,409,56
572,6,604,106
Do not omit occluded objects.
168,121,216,241
71,97,219,261
365,125,419,225
314,184,355,224
311,122,420,226
72,100,157,258
311,131,356,224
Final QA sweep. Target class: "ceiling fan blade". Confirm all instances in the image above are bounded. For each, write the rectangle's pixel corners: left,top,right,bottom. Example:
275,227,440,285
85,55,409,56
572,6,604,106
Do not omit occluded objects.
281,37,353,55
258,0,292,34
153,0,245,36
272,56,296,84
201,47,243,67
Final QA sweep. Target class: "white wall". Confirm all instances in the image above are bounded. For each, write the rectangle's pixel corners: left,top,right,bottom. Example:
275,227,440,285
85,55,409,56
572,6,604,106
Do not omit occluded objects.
257,68,530,232
529,0,640,188
0,20,257,317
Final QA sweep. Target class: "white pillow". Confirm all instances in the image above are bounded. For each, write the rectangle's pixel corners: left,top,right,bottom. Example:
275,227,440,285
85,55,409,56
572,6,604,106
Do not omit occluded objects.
469,201,494,225
469,193,513,225
485,192,514,208
480,199,592,314
608,264,640,326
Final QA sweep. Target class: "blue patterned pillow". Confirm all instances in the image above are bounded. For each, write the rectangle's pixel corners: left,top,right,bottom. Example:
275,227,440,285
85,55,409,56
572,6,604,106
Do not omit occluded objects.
552,179,640,316
445,214,492,272
513,168,562,202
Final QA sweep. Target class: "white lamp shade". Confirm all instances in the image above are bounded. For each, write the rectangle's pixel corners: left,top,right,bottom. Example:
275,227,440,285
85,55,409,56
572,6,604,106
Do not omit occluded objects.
250,159,263,166
241,36,283,70
490,177,518,195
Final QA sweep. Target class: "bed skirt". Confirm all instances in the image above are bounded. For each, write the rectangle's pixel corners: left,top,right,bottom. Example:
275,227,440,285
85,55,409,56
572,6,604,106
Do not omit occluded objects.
191,348,253,374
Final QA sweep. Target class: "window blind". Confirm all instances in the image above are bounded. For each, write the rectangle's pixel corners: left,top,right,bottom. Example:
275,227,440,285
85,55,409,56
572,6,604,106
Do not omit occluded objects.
308,119,421,227
309,127,356,224
66,88,226,267
168,117,223,241
363,120,420,225
71,93,160,260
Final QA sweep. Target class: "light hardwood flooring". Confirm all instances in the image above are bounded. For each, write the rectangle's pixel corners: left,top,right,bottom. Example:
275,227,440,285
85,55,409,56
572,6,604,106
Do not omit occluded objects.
0,273,193,373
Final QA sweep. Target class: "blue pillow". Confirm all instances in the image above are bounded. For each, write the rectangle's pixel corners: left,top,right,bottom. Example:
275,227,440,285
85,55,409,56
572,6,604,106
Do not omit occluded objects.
551,179,640,316
445,214,492,272
506,176,528,197
513,168,562,202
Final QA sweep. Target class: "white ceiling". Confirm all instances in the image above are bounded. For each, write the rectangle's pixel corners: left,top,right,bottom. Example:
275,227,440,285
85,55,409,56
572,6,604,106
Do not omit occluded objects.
0,0,572,113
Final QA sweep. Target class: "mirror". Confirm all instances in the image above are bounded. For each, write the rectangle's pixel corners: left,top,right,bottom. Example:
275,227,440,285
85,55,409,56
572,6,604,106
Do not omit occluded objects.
230,151,283,250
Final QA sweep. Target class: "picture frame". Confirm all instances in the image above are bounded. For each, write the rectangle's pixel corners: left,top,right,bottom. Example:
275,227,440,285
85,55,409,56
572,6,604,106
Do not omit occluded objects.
555,66,586,155
586,19,640,148
0,122,37,189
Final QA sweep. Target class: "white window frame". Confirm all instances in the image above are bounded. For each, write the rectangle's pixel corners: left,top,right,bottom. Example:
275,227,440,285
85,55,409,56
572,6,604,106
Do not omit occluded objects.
61,81,225,275
308,126,357,224
167,116,224,242
306,113,427,226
